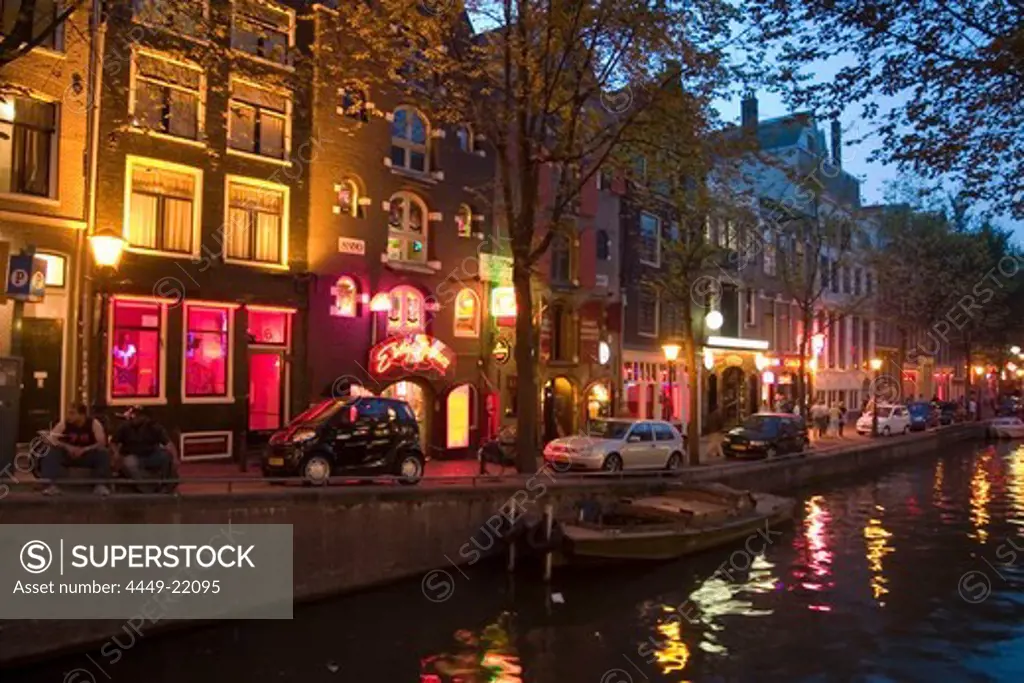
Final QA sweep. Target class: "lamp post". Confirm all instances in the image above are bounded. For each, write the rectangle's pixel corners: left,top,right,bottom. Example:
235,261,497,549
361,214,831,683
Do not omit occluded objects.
662,342,681,421
88,234,125,410
869,358,883,437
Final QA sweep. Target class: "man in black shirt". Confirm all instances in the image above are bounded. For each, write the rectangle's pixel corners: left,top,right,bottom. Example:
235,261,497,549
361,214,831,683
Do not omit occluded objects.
40,404,112,496
112,407,176,481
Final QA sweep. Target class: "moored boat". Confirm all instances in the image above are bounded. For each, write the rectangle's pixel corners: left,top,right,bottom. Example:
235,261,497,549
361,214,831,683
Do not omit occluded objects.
559,484,796,562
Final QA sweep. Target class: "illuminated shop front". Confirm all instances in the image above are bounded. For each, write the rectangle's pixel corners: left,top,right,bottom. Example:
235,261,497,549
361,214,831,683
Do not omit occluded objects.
621,353,686,423
104,294,300,462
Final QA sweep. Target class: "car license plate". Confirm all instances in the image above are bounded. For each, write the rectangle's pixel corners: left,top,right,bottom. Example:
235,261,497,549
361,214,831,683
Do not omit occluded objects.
268,457,284,466
732,444,747,451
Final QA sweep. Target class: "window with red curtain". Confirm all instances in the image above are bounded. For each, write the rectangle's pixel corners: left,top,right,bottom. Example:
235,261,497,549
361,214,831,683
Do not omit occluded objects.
185,306,231,397
111,300,163,398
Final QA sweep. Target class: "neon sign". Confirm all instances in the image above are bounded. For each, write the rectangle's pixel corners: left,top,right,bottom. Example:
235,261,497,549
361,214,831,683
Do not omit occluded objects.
491,287,517,321
370,334,454,376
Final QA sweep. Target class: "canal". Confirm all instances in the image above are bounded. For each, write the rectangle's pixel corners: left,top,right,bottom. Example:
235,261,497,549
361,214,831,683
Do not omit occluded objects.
11,439,1024,682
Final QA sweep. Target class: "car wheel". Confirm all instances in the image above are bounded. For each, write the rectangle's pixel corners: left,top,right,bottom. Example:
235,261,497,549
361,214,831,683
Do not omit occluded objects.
882,426,891,437
603,453,623,472
301,454,332,486
766,447,778,459
665,452,683,471
396,452,425,485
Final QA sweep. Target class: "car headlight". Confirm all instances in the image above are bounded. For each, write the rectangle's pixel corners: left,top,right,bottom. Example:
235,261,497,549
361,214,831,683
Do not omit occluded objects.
291,429,317,444
749,441,766,447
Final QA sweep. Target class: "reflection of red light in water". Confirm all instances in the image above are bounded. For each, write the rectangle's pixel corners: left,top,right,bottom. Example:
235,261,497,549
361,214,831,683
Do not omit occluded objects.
809,605,832,612
794,496,834,600
420,676,442,683
906,495,922,517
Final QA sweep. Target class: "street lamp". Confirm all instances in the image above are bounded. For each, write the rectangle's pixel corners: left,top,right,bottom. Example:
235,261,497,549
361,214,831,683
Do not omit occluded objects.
705,310,723,331
88,234,126,408
1011,345,1021,356
662,343,681,421
869,357,883,437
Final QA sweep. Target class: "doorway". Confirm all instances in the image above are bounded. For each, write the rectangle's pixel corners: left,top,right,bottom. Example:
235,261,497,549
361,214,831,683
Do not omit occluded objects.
248,351,285,434
383,380,432,449
18,318,63,442
722,366,744,427
543,376,576,442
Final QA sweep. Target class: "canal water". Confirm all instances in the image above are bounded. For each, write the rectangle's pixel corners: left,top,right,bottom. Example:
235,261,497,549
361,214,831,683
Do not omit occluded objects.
12,440,1024,682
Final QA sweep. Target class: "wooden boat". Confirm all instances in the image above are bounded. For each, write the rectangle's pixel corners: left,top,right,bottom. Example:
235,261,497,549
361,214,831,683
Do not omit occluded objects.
559,483,796,562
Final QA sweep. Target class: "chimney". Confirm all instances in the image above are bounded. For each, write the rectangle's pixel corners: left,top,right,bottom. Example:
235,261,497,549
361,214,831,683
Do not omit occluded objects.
741,92,758,129
831,120,842,168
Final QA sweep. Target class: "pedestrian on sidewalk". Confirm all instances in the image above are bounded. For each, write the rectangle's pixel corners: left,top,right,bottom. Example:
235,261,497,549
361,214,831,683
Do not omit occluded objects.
828,403,841,437
811,399,828,439
837,401,847,437
704,431,726,461
969,397,978,421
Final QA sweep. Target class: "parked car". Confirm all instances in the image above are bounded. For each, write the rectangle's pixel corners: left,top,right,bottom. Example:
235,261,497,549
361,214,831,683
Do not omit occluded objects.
261,396,425,485
723,413,809,460
543,419,685,472
907,401,939,431
988,417,1024,439
936,401,963,425
856,404,911,436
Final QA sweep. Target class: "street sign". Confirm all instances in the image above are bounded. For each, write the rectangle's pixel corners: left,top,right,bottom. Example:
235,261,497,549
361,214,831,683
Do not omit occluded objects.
5,254,47,302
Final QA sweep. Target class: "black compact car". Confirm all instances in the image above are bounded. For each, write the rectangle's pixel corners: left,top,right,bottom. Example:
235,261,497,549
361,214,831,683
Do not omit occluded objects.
724,413,810,460
261,397,425,485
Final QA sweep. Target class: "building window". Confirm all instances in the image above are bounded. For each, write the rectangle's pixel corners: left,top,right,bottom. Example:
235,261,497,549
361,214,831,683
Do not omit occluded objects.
549,303,575,362
184,304,232,399
819,256,830,289
330,276,358,318
337,178,359,217
454,288,480,338
866,271,873,297
638,287,658,337
338,87,368,121
133,0,207,35
387,285,425,333
551,233,572,284
596,168,613,191
456,125,473,152
110,299,165,401
130,50,203,141
225,177,288,266
247,308,289,345
390,106,429,173
0,96,56,197
854,267,863,296
597,229,611,261
763,233,777,275
2,0,62,50
125,157,200,255
228,79,290,160
744,288,756,326
387,192,428,264
455,204,473,238
830,261,839,293
639,212,661,266
231,0,293,65
35,253,66,287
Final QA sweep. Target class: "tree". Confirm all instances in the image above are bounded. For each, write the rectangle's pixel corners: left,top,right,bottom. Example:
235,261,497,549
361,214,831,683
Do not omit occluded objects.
745,0,1024,219
0,0,86,75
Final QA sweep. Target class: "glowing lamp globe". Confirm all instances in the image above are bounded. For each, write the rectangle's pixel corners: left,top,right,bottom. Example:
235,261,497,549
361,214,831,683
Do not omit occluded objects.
705,310,724,331
662,344,681,362
89,234,126,269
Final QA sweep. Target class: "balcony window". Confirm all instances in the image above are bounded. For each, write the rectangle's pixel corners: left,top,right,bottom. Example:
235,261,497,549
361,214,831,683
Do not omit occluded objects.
0,96,56,197
229,79,290,160
390,106,429,174
639,212,660,266
110,300,165,401
231,0,293,65
387,192,428,264
225,177,287,266
184,304,232,399
131,51,203,141
126,158,200,255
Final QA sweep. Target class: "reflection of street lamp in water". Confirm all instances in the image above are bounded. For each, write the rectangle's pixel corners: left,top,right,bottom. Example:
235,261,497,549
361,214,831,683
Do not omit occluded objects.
869,358,883,437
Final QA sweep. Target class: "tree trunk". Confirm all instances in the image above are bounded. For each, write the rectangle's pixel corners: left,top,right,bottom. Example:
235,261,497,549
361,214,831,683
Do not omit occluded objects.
513,264,539,473
683,331,700,466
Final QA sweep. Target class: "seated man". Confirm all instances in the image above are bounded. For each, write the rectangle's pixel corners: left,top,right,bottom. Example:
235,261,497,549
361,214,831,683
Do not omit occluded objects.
40,404,112,496
112,407,176,481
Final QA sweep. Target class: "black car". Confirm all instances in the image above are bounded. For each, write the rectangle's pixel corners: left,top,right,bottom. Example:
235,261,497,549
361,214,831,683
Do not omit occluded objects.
907,401,939,431
261,397,425,485
724,413,809,460
936,401,961,425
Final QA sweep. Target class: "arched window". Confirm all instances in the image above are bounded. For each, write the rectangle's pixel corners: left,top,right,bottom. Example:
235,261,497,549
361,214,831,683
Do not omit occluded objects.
330,276,358,318
455,204,473,238
456,124,473,152
387,285,425,333
453,288,480,338
336,178,359,217
387,192,428,263
596,229,610,260
390,106,429,173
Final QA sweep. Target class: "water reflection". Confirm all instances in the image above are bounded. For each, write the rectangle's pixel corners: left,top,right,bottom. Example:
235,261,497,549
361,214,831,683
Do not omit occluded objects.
685,554,777,657
420,615,523,683
1006,445,1024,523
863,506,894,606
651,612,691,675
793,495,834,612
970,447,994,544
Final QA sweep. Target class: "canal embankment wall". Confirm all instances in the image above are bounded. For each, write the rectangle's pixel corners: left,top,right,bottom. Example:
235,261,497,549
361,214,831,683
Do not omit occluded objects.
0,424,984,666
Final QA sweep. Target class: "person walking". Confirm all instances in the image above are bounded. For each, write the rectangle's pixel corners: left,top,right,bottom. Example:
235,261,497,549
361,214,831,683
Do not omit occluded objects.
969,396,978,421
837,401,847,437
811,399,828,439
828,402,841,438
